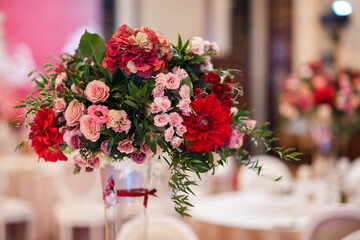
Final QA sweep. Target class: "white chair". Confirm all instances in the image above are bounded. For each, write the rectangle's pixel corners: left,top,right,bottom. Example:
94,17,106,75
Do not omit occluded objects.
237,154,293,193
342,230,360,240
344,157,360,204
52,160,104,240
302,209,360,240
116,213,199,240
0,160,36,240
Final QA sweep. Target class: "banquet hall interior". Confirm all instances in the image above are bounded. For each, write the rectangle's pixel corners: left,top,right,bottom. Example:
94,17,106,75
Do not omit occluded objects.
1,0,360,240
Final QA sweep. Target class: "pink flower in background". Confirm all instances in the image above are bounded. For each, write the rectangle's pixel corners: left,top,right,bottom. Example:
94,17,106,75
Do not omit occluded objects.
176,125,187,136
88,156,101,169
131,152,147,164
179,85,190,99
64,99,86,126
189,37,205,55
117,139,134,153
54,98,67,113
165,73,181,90
154,96,171,112
244,119,257,132
154,114,170,127
164,127,174,142
84,80,110,103
88,105,109,124
63,129,81,149
55,72,67,91
171,137,183,148
74,154,87,167
169,112,183,127
79,115,101,142
101,140,111,154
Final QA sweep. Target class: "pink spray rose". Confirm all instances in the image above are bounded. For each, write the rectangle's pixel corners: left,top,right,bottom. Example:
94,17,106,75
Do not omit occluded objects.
64,99,86,127
101,140,111,154
165,73,181,90
169,112,183,127
63,129,81,149
154,114,170,127
88,105,109,124
225,129,244,149
84,80,110,103
150,103,161,114
172,67,188,80
131,152,147,164
179,85,190,99
189,37,205,55
140,142,152,155
154,96,171,112
54,98,67,113
79,115,101,142
164,127,175,142
74,154,87,167
152,87,165,97
244,119,257,132
106,110,128,132
117,139,134,153
88,156,101,169
171,137,183,148
177,98,191,110
120,119,131,133
176,125,187,137
55,72,67,91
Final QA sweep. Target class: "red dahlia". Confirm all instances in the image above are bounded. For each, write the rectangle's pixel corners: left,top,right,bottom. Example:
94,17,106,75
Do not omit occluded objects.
29,107,67,162
183,93,233,152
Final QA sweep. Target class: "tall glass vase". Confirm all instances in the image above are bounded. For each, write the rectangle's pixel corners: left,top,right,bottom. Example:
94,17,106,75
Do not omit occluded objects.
100,157,153,240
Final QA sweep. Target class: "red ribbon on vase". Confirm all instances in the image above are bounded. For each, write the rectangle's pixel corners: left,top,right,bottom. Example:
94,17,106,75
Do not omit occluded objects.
116,188,157,207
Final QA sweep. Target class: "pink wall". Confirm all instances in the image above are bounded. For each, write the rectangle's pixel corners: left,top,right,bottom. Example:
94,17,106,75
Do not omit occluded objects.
0,0,103,65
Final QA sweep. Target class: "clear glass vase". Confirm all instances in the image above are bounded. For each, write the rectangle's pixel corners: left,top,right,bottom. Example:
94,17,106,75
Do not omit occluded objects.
100,157,153,240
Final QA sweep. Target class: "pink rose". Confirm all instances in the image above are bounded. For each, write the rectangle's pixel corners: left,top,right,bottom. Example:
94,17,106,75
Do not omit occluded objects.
88,105,109,124
172,67,188,80
171,137,183,148
155,73,167,87
182,107,192,116
140,142,152,155
120,119,131,133
190,37,205,55
154,114,170,127
200,56,214,71
131,152,147,164
150,103,161,114
244,119,257,132
210,42,219,53
169,112,183,127
225,129,243,149
55,72,67,91
74,154,87,167
88,156,101,169
84,80,110,103
117,139,134,154
165,73,181,90
101,140,111,154
164,127,174,142
63,129,81,149
64,99,86,127
179,85,190,99
106,110,128,132
71,84,83,95
176,125,187,137
154,96,171,112
153,87,165,97
177,98,191,110
54,98,67,113
79,115,101,142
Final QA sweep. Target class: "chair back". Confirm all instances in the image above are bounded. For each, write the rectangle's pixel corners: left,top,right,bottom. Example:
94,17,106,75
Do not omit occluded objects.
116,213,199,240
302,209,360,240
53,158,102,204
0,161,8,197
237,154,293,193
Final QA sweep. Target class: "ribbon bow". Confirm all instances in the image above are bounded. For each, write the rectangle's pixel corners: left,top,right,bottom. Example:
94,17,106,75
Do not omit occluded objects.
116,188,157,207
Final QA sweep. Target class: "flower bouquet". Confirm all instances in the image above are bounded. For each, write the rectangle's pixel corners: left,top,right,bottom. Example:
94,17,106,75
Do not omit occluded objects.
13,25,299,237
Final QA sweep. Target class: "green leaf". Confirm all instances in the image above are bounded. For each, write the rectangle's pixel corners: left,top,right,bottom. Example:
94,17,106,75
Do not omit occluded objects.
154,134,167,151
35,80,45,88
14,104,27,109
208,152,214,164
128,81,140,98
149,140,157,155
183,77,193,96
124,100,139,109
99,128,113,136
78,31,106,68
178,34,183,50
140,82,148,97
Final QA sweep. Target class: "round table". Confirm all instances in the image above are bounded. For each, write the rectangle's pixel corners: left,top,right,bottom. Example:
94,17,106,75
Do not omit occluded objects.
189,191,314,240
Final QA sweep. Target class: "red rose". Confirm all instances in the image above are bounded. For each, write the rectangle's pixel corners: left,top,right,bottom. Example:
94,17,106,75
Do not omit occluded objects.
212,83,227,98
313,86,335,106
29,107,67,162
222,95,233,110
102,25,172,78
183,93,233,152
205,72,221,84
193,88,207,98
